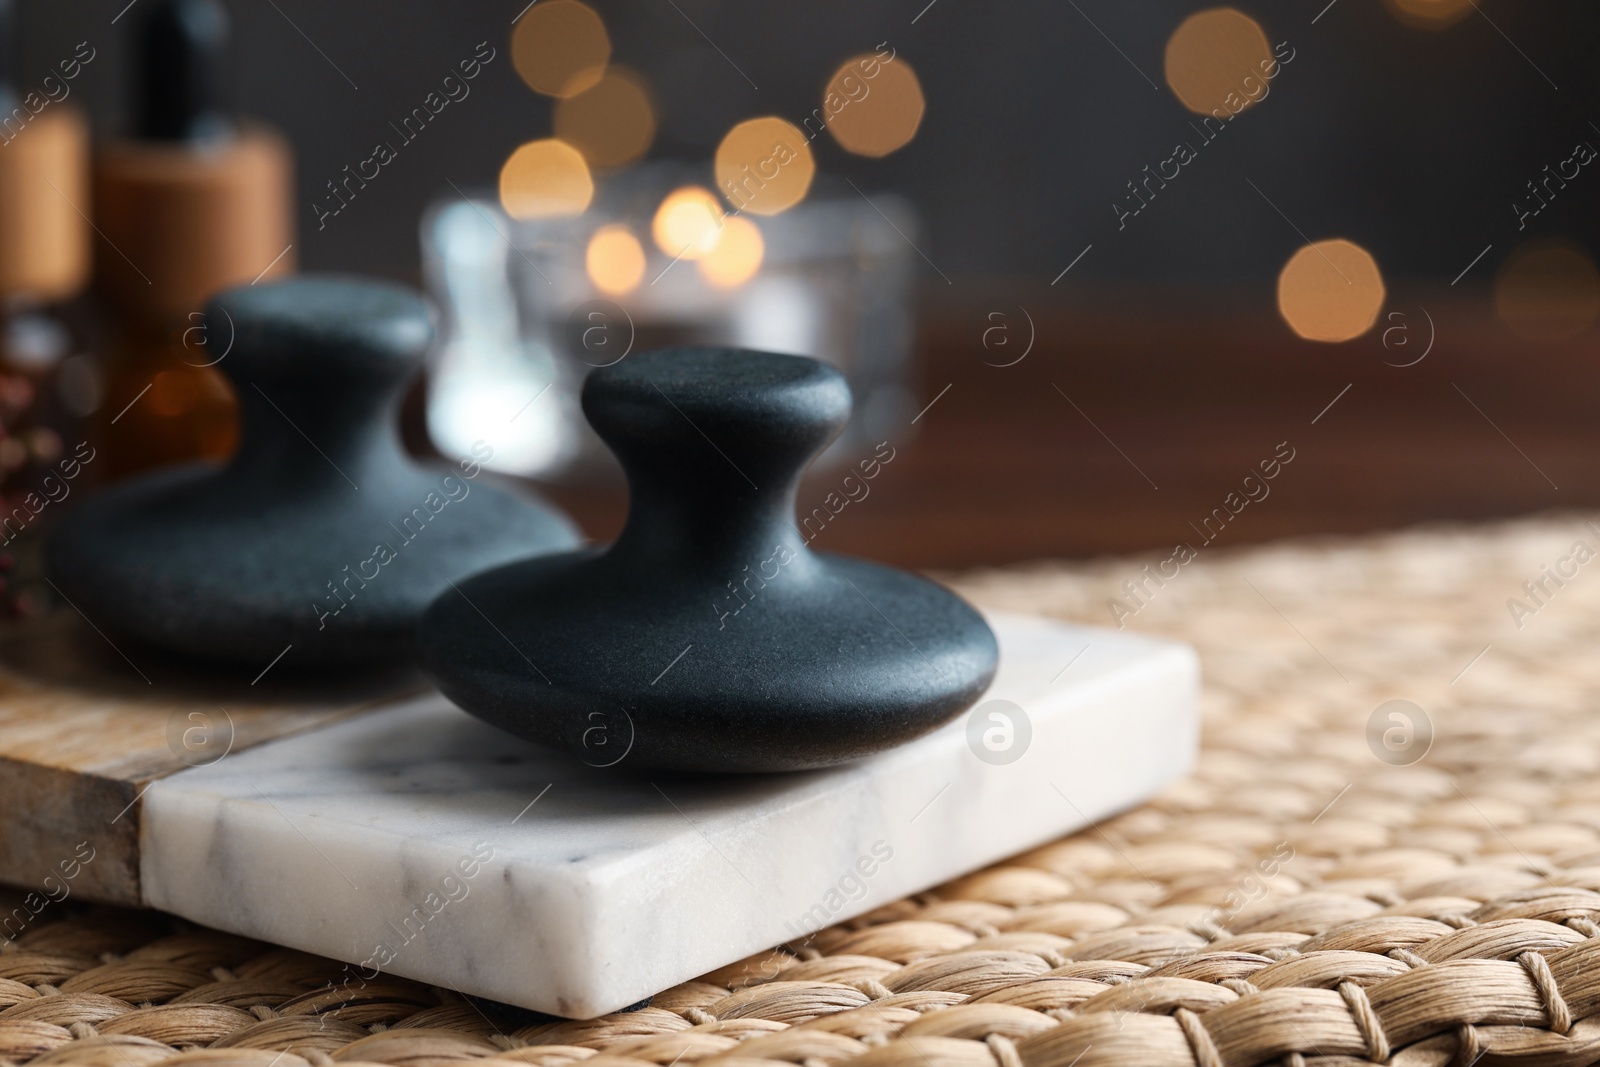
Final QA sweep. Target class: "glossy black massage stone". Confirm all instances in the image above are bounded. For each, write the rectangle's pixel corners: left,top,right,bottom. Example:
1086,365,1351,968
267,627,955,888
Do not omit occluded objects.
46,275,580,666
419,348,999,773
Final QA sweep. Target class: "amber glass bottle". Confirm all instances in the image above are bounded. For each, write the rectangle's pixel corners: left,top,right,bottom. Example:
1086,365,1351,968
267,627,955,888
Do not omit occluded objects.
94,0,293,479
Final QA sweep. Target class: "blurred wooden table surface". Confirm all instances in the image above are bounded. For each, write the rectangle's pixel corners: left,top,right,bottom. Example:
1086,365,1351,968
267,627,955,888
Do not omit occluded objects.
536,288,1592,570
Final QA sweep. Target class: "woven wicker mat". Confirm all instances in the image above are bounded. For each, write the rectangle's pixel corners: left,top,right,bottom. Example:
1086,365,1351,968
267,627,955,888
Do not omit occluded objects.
7,515,1600,1067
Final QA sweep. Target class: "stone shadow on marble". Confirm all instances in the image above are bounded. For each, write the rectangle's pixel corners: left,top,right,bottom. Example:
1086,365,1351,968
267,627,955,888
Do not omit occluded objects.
313,707,832,825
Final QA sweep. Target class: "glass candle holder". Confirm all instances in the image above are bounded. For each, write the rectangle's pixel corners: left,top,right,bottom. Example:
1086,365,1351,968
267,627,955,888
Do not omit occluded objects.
421,164,919,480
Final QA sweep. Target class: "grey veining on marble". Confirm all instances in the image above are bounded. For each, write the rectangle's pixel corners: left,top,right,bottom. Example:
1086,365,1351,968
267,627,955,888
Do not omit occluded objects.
140,612,1198,1018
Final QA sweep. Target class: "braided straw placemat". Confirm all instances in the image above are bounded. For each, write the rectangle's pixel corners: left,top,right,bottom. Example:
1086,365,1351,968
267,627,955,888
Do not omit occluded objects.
7,515,1600,1067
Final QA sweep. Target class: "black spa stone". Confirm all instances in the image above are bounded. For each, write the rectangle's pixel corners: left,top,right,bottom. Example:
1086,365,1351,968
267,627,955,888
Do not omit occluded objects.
45,275,580,667
417,347,999,773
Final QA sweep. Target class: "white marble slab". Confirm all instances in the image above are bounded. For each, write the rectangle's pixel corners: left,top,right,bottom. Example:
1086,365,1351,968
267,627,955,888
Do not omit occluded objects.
140,612,1198,1018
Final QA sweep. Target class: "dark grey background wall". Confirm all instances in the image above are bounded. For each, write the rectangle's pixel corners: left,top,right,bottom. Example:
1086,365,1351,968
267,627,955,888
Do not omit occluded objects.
18,1,1599,290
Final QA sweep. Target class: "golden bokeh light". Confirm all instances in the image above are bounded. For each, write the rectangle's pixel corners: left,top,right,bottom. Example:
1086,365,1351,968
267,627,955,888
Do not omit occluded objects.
511,0,610,98
652,186,725,259
1383,0,1473,29
698,216,765,289
1164,8,1274,116
498,139,593,219
823,54,925,158
554,67,656,169
1494,240,1600,342
715,117,815,216
586,225,647,295
1277,239,1386,343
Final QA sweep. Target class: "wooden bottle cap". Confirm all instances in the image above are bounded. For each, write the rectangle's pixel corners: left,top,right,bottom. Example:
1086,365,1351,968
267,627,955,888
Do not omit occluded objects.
93,127,295,324
0,106,90,303
94,0,293,324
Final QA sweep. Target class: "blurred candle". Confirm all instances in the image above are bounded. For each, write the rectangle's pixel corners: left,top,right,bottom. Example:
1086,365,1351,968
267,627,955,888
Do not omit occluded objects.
651,186,723,258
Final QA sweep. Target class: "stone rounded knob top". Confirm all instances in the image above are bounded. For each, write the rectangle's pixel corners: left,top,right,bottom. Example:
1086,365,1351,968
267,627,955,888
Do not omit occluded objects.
211,278,437,487
585,349,857,570
584,347,851,470
213,275,431,392
46,273,581,667
419,346,999,774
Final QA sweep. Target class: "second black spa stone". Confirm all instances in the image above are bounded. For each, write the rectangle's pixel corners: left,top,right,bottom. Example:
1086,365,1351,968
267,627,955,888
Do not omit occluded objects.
45,275,581,666
418,348,999,773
